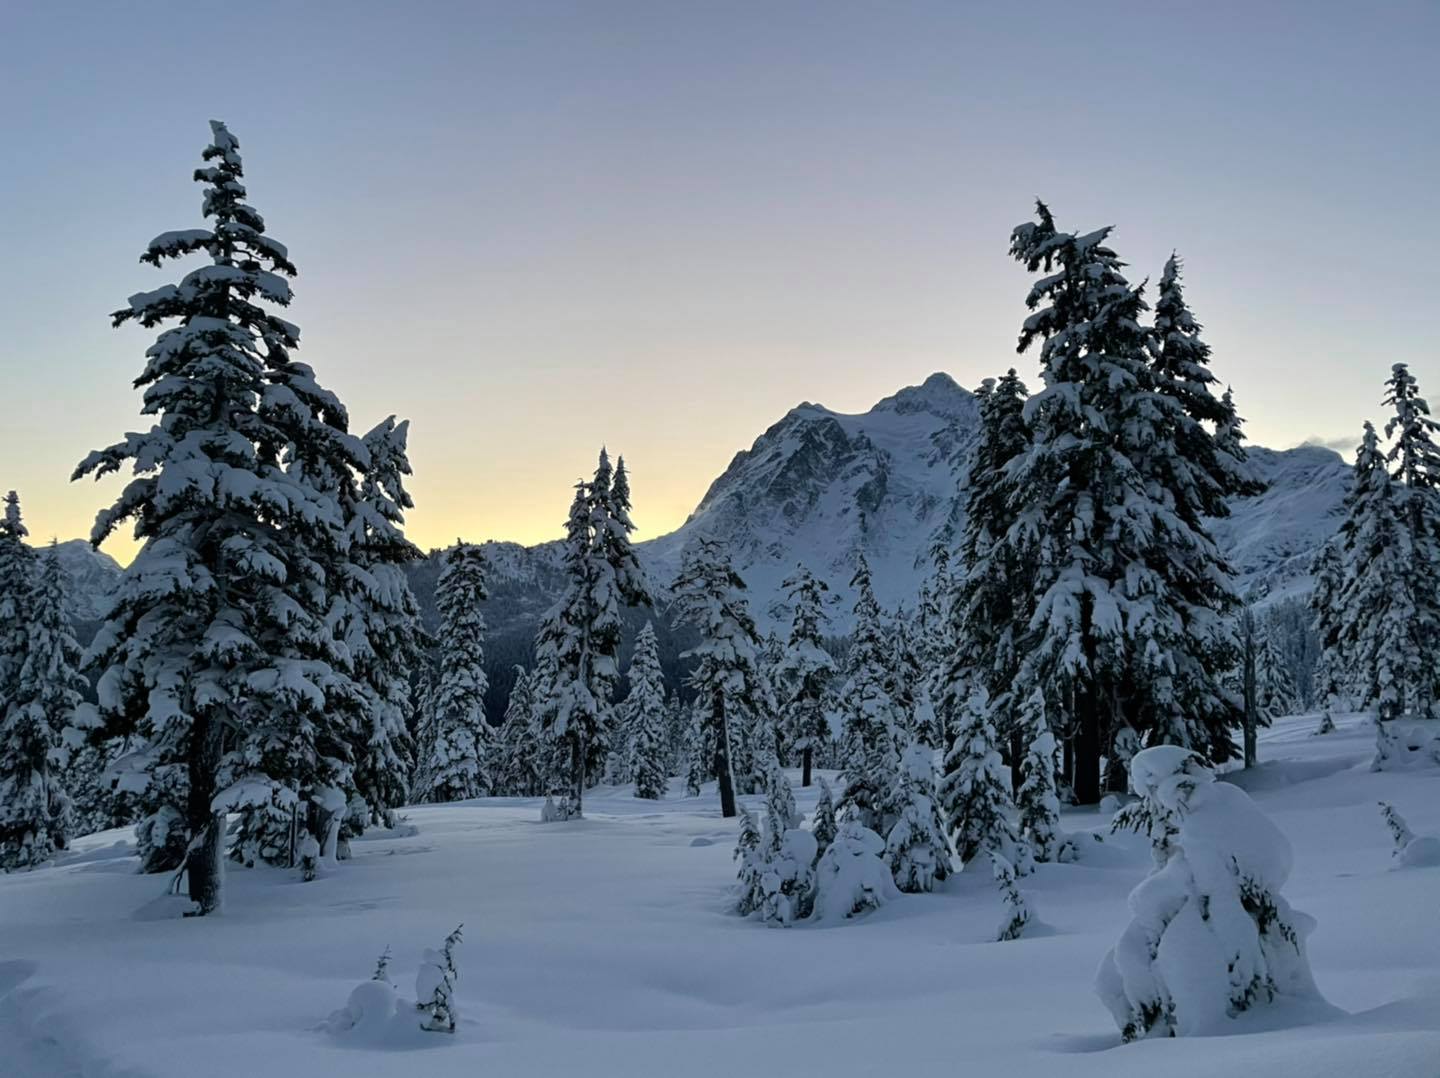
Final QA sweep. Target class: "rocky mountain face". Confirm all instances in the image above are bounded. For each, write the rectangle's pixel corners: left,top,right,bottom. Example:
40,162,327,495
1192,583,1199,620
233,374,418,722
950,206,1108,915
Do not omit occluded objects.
52,373,1353,715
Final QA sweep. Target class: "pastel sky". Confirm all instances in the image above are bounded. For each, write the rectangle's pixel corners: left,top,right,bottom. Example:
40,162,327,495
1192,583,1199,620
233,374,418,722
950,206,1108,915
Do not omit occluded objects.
2,1,1436,563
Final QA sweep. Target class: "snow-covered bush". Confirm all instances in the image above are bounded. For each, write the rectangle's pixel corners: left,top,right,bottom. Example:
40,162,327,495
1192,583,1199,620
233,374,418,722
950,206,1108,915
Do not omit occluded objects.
1096,746,1329,1041
298,833,320,882
885,742,952,893
812,820,898,921
757,828,818,926
1372,718,1440,772
416,924,463,1033
1378,801,1440,868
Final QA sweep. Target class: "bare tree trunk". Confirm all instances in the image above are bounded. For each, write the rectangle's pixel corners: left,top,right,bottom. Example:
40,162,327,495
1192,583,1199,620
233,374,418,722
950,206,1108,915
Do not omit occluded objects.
801,747,813,788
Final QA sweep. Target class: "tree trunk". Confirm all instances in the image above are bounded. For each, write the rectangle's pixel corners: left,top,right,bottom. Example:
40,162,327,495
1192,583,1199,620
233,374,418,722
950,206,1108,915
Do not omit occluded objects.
185,713,224,915
713,690,736,818
801,746,813,788
1072,681,1102,806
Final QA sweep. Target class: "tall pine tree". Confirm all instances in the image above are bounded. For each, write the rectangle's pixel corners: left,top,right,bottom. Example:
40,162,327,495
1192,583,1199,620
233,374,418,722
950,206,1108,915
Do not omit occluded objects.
671,539,770,818
73,123,366,910
415,543,490,802
533,451,651,817
624,621,670,800
836,557,901,833
774,564,836,787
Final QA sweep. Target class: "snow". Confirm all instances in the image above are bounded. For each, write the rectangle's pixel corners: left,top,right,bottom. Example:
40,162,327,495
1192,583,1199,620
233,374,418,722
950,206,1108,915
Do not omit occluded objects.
2,713,1439,1076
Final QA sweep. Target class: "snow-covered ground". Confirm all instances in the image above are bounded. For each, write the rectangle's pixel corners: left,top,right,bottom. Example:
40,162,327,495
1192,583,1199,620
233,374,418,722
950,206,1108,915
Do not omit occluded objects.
3,713,1437,1078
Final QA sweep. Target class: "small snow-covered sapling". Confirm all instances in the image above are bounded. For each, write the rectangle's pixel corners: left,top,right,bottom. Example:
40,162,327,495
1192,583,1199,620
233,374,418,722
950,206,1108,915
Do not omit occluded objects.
991,853,1030,942
416,924,463,1033
372,946,392,984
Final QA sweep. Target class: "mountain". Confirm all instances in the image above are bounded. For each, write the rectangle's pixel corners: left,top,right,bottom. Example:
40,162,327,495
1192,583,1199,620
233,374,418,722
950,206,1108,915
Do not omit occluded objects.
642,371,978,625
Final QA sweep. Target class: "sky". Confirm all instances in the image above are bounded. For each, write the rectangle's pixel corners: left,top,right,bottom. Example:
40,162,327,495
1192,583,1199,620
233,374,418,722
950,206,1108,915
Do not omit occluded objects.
2,1,1437,563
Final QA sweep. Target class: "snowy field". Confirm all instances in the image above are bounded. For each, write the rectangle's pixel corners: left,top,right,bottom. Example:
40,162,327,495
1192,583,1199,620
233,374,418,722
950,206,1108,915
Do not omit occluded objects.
3,713,1438,1078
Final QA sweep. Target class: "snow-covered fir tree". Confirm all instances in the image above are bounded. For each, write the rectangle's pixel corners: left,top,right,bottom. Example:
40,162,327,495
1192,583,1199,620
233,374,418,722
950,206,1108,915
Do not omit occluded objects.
885,742,951,893
1014,689,1066,863
414,543,490,803
940,685,1026,870
1380,363,1440,716
733,807,765,915
1254,622,1301,723
532,451,651,817
72,123,372,911
991,853,1031,941
1097,746,1329,1040
1135,254,1261,760
416,924,463,1033
681,695,712,798
756,827,817,927
0,492,33,732
940,370,1031,774
885,611,926,746
624,621,670,800
671,538,771,817
1005,204,1240,803
341,417,427,828
491,667,535,796
762,757,800,842
1,537,81,868
810,777,838,865
1330,423,1411,722
836,556,901,834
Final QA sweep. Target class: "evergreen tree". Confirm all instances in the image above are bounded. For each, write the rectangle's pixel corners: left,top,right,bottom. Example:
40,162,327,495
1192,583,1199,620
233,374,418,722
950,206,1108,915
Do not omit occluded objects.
940,685,1026,869
762,757,800,843
494,666,540,796
416,925,463,1034
1006,203,1225,803
1097,747,1327,1040
625,622,670,800
1381,363,1440,716
1332,423,1411,721
532,451,651,817
73,123,365,911
342,416,427,827
682,695,712,798
1137,256,1261,762
0,492,33,729
414,541,486,805
836,556,901,833
1254,622,1301,723
940,371,1032,775
671,538,770,818
774,566,836,783
810,777,838,865
733,807,765,915
1014,689,1065,863
415,543,490,802
1,538,80,868
885,742,952,893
